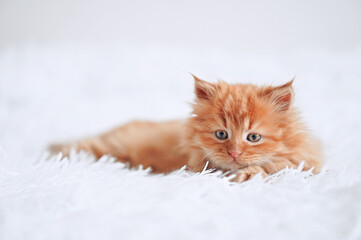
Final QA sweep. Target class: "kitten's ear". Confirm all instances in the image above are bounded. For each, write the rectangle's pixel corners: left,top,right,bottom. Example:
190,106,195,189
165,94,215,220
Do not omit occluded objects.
261,79,294,111
192,74,216,101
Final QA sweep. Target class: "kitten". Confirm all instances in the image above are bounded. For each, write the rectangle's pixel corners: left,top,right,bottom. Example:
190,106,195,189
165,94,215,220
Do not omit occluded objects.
49,75,323,182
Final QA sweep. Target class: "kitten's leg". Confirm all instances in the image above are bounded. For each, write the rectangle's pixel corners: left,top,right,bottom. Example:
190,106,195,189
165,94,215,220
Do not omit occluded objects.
186,151,210,172
265,157,321,174
230,159,293,183
231,166,268,183
231,156,319,183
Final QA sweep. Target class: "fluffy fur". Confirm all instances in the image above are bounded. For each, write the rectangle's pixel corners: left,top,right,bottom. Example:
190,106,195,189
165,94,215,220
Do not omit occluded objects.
50,76,323,182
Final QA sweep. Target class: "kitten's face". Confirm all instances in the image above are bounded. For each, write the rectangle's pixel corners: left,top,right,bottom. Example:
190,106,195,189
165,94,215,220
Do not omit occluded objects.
191,76,295,170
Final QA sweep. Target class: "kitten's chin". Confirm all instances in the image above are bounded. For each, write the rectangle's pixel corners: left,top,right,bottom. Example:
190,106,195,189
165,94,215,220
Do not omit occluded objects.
211,158,247,170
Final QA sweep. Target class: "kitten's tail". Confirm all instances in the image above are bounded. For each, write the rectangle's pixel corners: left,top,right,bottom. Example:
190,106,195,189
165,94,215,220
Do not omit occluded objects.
48,134,128,163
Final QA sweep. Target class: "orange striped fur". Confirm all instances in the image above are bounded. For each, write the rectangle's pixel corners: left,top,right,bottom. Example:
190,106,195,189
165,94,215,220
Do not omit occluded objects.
50,76,323,182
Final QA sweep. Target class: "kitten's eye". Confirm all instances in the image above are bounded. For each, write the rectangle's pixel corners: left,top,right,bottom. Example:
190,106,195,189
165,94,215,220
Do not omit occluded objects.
247,133,262,142
215,130,228,140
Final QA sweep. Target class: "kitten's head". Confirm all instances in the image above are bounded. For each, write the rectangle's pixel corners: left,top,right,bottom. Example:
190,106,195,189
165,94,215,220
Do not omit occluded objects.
190,75,297,170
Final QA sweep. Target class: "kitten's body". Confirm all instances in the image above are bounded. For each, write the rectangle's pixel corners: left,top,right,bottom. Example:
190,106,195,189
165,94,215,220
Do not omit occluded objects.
50,76,323,182
51,120,189,173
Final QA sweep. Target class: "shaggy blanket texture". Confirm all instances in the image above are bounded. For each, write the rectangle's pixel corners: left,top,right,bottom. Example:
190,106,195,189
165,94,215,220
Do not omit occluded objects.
0,45,360,240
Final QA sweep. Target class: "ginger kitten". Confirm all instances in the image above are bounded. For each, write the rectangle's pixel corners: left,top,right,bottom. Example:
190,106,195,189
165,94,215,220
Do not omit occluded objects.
50,75,323,182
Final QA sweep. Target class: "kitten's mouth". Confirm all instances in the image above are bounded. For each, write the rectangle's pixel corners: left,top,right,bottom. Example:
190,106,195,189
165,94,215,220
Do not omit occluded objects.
207,154,246,169
231,159,243,166
220,158,246,169
230,158,239,164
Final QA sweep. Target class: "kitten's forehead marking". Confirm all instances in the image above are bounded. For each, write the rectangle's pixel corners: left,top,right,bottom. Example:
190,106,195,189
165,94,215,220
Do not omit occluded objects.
243,116,250,131
241,95,248,114
221,93,246,133
221,84,260,134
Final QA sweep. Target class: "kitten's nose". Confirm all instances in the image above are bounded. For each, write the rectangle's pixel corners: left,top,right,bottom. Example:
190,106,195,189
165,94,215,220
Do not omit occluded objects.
228,151,241,159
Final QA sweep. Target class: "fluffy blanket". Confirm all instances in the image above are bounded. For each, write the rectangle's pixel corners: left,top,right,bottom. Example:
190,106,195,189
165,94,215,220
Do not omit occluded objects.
0,45,360,240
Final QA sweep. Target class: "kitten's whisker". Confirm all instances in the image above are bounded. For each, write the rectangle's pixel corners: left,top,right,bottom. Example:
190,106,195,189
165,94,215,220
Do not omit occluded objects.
258,158,278,172
201,151,214,162
199,151,215,169
264,159,278,171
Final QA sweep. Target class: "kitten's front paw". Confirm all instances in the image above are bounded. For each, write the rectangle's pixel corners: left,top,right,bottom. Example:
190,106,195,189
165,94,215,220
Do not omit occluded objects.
231,166,268,183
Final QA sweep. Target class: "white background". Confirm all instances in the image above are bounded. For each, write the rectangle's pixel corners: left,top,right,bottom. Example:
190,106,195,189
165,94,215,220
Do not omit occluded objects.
1,1,361,239
1,0,361,52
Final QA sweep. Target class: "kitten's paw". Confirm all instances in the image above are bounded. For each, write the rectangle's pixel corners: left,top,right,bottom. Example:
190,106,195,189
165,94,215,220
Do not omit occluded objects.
231,166,268,183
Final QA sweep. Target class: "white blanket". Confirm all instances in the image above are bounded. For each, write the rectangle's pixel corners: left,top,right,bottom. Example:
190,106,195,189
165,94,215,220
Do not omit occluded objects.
0,45,360,240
